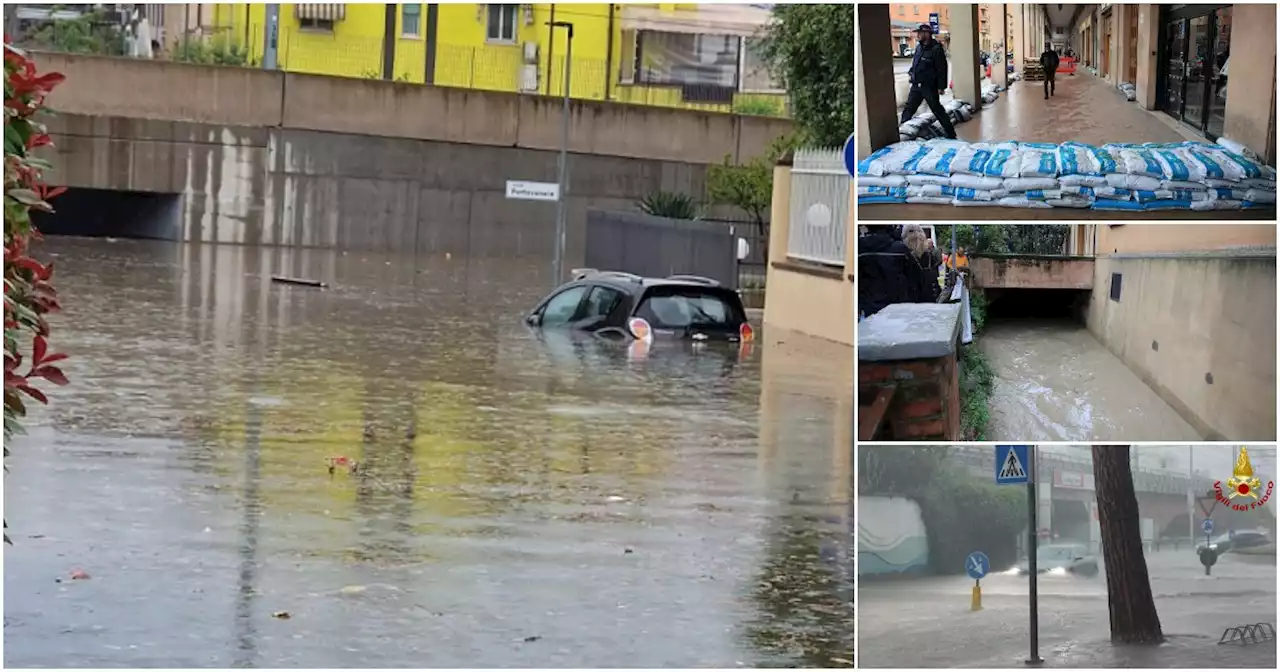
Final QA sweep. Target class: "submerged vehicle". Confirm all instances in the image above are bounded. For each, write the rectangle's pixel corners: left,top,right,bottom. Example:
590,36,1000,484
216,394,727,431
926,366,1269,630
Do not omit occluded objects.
525,270,754,345
1197,530,1275,555
1013,543,1099,577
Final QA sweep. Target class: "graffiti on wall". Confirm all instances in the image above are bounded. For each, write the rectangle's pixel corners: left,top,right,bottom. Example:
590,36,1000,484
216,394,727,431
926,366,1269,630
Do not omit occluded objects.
858,496,930,576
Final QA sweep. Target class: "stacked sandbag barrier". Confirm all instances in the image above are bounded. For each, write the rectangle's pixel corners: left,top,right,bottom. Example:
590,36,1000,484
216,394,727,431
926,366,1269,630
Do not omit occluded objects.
857,138,1277,211
1118,81,1137,102
898,84,1004,142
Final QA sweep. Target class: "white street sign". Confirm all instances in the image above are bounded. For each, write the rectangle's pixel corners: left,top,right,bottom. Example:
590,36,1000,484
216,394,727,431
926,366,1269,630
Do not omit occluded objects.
505,180,560,202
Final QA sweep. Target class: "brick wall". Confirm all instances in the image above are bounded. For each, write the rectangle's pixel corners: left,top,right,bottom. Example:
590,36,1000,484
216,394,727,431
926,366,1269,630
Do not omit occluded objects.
859,353,961,440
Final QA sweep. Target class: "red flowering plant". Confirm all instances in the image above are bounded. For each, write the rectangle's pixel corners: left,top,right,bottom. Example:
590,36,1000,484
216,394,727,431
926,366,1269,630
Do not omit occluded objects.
5,43,68,542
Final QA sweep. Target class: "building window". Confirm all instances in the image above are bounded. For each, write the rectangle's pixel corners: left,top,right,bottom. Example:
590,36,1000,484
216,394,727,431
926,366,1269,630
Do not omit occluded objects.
912,5,919,17
300,18,334,31
897,4,905,15
402,4,421,37
487,4,518,43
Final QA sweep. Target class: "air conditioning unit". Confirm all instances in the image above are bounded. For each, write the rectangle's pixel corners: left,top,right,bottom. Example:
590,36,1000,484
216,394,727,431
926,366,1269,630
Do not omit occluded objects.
520,64,539,92
522,41,538,64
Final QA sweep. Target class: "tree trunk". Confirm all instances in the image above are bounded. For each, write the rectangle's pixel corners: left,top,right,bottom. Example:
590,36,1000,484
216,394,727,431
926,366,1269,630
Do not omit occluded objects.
1092,445,1164,644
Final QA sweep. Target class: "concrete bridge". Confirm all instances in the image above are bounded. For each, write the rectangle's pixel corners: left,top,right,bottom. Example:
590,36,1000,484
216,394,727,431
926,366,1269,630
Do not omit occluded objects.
968,254,1094,290
29,52,791,255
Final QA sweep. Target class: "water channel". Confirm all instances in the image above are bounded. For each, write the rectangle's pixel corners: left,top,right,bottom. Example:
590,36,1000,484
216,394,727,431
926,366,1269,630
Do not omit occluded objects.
979,319,1201,442
4,238,853,668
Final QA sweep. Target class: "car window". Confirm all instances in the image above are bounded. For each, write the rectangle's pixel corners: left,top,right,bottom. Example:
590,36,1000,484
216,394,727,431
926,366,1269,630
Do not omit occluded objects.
540,286,588,326
583,286,625,320
634,287,742,329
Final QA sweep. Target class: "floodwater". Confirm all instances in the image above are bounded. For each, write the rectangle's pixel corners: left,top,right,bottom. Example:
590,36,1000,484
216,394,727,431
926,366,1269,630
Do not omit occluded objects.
3,238,853,668
979,320,1201,441
859,549,1277,668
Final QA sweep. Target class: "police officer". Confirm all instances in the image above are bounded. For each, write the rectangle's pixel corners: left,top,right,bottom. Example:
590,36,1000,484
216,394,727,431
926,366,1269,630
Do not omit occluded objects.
900,23,957,140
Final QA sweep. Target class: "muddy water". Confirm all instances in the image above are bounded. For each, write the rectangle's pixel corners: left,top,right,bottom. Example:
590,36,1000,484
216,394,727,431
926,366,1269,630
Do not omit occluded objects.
4,238,853,668
979,320,1200,441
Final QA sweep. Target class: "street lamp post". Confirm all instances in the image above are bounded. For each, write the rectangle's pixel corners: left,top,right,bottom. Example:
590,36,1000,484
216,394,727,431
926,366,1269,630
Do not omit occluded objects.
548,20,574,285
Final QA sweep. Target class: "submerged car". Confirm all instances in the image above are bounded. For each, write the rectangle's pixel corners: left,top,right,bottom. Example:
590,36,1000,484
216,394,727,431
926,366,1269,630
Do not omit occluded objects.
1013,543,1099,577
525,269,754,344
1197,530,1274,555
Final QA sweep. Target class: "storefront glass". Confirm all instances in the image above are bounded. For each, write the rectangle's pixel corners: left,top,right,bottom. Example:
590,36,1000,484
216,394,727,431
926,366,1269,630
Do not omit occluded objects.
1161,4,1233,140
1206,7,1232,138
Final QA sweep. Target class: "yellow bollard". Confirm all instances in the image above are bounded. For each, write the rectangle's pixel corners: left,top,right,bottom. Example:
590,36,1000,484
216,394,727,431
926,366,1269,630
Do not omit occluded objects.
971,582,983,611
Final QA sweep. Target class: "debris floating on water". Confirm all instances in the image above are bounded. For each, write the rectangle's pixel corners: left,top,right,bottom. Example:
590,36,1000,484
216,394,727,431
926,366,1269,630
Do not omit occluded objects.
270,275,328,288
69,569,90,580
272,611,291,619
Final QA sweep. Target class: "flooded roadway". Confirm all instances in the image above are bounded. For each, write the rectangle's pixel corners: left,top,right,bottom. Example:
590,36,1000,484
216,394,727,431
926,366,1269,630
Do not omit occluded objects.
859,549,1277,668
979,320,1201,441
3,238,853,668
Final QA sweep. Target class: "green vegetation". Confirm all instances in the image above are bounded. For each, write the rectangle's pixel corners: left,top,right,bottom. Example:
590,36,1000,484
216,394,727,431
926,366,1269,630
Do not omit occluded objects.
705,135,793,238
935,224,1071,255
23,9,125,56
859,445,1026,573
759,4,854,148
732,97,784,117
171,36,251,67
636,191,702,220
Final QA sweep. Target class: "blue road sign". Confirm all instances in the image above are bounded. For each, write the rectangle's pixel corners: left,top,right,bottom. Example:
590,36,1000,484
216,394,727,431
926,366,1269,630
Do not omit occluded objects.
929,12,940,32
966,551,990,580
1202,518,1214,535
995,445,1031,485
843,132,856,178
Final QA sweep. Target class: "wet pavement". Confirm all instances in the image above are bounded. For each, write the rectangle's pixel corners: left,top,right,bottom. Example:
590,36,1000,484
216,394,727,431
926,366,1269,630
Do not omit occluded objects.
3,238,853,668
859,548,1277,668
978,320,1201,442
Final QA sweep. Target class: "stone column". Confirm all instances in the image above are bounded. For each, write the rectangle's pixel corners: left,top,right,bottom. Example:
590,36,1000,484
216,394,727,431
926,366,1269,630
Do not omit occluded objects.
950,4,983,108
856,4,901,154
991,2,1008,89
858,303,964,441
1112,5,1128,85
1134,4,1161,110
1224,3,1278,164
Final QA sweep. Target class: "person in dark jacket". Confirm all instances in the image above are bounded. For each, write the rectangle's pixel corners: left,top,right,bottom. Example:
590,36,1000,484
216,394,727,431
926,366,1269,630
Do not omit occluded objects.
900,24,957,139
902,224,940,303
1040,47,1061,99
858,225,913,318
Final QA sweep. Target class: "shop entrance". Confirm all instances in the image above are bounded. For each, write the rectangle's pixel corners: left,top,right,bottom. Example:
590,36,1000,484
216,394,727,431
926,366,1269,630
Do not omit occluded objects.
1161,5,1232,139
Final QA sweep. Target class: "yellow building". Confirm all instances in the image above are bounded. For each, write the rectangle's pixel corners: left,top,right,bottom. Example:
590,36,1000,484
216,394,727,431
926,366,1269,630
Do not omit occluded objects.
204,3,788,115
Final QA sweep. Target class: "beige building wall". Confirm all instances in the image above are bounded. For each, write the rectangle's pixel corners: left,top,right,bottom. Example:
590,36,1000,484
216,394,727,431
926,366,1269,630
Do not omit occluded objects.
761,165,854,347
1081,223,1277,440
1223,4,1278,165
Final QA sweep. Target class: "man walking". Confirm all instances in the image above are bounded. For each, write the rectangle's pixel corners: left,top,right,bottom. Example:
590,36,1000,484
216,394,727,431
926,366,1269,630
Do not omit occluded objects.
1040,45,1061,99
900,24,957,140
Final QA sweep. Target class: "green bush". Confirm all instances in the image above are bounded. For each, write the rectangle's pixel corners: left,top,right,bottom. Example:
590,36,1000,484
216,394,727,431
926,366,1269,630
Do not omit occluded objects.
171,37,249,66
24,10,124,56
636,191,702,220
959,345,995,441
732,97,783,117
859,446,1025,574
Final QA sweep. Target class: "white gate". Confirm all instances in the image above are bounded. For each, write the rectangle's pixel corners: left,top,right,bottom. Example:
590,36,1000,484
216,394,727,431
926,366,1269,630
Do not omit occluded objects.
788,147,851,267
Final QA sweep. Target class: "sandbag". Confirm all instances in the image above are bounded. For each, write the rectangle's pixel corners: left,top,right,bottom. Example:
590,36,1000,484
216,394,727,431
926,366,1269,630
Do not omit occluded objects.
951,174,1005,190
1106,173,1162,191
996,196,1053,209
1059,175,1110,188
1117,148,1164,178
1058,142,1100,177
1004,177,1059,192
1244,189,1277,204
951,147,995,176
906,174,953,186
1152,148,1208,183
1018,148,1059,178
906,196,956,206
859,174,909,188
981,148,1021,178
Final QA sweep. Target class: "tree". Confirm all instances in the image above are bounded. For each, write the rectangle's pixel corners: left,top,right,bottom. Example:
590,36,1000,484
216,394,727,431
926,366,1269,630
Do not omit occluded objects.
22,9,124,56
1092,446,1164,644
758,4,854,148
705,135,792,240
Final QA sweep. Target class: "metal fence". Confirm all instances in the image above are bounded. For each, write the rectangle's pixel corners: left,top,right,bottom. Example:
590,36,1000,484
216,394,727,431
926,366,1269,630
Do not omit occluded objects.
584,210,739,291
787,148,851,267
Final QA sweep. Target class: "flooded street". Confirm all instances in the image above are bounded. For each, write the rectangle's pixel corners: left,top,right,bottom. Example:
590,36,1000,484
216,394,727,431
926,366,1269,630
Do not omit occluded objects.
859,549,1277,668
979,320,1201,441
4,238,853,668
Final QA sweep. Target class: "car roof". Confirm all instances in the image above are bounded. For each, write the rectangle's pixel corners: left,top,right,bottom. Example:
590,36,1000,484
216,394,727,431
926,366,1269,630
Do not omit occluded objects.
567,269,730,293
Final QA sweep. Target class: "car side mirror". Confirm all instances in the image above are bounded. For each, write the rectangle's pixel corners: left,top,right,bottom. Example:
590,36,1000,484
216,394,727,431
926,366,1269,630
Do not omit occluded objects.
525,313,541,326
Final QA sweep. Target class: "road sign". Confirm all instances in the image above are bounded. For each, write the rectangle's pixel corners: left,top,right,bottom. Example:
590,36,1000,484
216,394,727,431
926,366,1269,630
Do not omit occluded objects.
843,132,856,178
995,445,1031,485
1202,518,1214,535
929,12,940,33
965,551,990,580
505,180,560,202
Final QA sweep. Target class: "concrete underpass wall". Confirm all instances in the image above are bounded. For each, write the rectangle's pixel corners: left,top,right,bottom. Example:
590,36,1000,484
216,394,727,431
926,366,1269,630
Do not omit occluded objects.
1085,253,1278,441
34,52,793,253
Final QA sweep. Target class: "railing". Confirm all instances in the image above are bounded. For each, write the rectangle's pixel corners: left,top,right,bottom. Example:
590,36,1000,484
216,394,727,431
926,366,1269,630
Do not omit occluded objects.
787,147,851,267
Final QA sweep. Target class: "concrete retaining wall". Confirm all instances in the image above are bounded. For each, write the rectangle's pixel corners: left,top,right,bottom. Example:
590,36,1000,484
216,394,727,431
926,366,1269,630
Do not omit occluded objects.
969,256,1094,290
1085,252,1277,441
36,52,793,166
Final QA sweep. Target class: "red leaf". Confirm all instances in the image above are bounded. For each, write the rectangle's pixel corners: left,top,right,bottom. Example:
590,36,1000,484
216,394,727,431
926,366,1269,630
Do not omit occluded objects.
32,334,47,364
34,365,68,386
3,354,19,374
37,352,68,365
26,133,52,150
17,384,47,404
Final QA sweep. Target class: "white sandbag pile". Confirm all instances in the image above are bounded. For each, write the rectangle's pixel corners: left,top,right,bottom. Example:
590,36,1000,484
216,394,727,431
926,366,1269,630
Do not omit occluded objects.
1118,82,1137,102
857,138,1277,211
899,99,977,141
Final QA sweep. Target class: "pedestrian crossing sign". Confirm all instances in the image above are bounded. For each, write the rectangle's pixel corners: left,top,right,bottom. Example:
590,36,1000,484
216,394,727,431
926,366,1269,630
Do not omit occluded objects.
995,445,1031,485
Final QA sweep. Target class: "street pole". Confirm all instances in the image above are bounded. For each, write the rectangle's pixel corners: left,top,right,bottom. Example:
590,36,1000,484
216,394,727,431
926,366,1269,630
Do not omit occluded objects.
1026,445,1043,666
1188,446,1194,550
263,4,279,71
549,21,574,286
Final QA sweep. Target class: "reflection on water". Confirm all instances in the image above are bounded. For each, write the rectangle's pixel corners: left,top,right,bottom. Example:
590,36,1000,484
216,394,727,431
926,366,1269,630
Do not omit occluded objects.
4,238,852,668
980,320,1201,441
